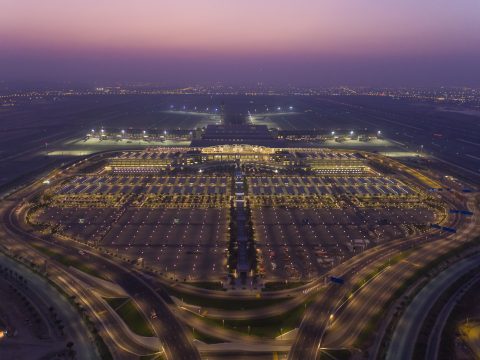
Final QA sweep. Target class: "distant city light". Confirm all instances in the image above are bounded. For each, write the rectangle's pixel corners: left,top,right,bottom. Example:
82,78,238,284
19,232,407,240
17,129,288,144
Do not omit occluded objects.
289,106,293,110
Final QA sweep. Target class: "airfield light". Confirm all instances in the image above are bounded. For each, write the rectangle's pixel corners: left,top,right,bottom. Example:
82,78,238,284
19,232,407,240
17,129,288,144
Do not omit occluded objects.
378,130,381,135
143,130,146,134
289,106,293,110
331,131,335,136
91,129,95,133
164,130,167,135
277,107,281,111
350,131,354,135
121,129,125,134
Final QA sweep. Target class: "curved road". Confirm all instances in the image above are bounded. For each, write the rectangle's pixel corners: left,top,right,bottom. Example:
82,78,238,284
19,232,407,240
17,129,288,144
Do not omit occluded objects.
386,254,480,360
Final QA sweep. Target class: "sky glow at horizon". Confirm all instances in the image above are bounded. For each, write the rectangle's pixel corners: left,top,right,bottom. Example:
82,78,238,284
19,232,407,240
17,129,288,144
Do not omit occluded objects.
1,0,480,85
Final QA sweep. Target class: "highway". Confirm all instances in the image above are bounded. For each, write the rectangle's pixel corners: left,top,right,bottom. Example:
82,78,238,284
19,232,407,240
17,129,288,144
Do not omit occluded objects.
386,254,480,360
288,284,343,359
323,232,463,347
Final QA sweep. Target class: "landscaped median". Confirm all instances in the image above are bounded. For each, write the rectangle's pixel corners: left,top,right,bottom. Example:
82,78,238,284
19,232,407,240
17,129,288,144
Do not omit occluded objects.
104,297,155,337
177,295,315,342
347,250,412,299
168,286,289,311
29,242,110,281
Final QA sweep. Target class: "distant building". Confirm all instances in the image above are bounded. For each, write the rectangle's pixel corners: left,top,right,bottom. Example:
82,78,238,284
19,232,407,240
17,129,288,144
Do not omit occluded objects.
190,124,283,147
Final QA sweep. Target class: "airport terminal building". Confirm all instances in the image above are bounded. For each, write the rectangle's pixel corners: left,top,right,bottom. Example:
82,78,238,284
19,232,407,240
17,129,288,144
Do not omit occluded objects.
107,145,368,174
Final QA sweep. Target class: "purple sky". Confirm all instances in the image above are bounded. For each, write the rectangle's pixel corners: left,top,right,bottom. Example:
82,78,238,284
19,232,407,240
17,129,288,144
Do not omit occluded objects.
1,0,480,86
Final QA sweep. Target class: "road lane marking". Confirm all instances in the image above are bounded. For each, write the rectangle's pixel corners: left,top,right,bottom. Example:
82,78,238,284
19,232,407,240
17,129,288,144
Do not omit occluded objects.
465,154,480,161
457,138,480,147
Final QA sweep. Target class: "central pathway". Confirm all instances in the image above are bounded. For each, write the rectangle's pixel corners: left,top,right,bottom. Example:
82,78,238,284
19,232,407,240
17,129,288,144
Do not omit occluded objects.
234,163,251,286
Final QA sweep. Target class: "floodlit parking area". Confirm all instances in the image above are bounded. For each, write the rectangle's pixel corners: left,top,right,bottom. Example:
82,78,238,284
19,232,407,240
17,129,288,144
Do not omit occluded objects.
33,158,443,282
247,175,415,197
57,175,230,196
37,207,229,280
253,206,435,280
50,174,232,208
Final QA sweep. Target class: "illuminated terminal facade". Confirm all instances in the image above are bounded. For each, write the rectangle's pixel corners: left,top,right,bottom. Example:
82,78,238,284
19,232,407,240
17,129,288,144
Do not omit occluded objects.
107,145,368,174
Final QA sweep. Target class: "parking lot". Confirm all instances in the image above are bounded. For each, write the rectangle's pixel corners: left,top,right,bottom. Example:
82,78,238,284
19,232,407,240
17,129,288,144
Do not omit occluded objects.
32,151,442,283
253,206,435,280
37,207,229,280
57,175,230,196
247,175,415,197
